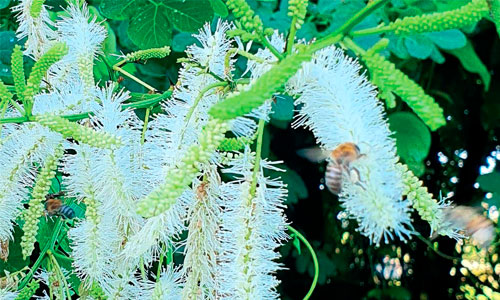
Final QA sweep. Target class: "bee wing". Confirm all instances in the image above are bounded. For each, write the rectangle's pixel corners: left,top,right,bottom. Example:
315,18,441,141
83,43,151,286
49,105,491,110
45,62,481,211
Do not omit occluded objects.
296,147,330,163
444,206,495,248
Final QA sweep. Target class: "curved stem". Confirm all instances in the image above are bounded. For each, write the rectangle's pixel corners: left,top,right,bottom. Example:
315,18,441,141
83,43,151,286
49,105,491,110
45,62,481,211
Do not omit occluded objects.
259,34,284,60
141,107,151,145
415,234,459,261
178,81,228,146
288,225,319,300
18,218,63,290
224,48,268,76
113,65,158,92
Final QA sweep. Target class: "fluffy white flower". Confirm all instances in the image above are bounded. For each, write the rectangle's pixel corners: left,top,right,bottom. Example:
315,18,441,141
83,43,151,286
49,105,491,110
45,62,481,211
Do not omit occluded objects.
182,166,222,300
137,266,183,300
286,47,413,244
0,123,63,240
0,288,18,300
217,148,288,299
12,0,57,59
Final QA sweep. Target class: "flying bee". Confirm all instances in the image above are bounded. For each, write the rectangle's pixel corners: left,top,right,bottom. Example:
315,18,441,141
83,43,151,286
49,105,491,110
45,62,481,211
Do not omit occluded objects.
442,206,495,248
297,142,364,195
45,193,75,219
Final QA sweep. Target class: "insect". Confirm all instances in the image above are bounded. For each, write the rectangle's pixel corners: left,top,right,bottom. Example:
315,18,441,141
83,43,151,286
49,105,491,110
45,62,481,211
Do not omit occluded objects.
297,142,364,195
0,239,8,262
443,206,495,248
45,194,75,219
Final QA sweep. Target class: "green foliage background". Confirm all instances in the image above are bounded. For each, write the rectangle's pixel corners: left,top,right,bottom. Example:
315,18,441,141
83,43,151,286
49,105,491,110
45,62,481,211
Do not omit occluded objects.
1,0,499,299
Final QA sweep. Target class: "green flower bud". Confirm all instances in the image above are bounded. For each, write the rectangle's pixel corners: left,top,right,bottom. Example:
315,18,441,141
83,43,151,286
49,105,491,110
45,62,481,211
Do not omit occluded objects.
15,280,40,300
21,145,64,258
36,114,122,149
218,135,254,151
125,46,171,62
390,0,489,35
137,119,228,218
209,51,312,120
227,0,264,34
288,0,308,29
11,45,26,103
362,51,445,131
30,0,45,18
398,163,446,235
24,42,68,103
0,80,13,106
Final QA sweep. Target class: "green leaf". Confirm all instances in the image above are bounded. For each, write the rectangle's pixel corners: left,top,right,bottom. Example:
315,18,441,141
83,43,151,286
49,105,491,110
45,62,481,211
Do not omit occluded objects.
477,172,500,193
128,5,173,49
388,112,431,164
403,35,433,59
100,0,148,19
161,0,214,32
447,40,491,91
0,0,10,9
209,0,228,17
172,32,198,52
270,95,294,121
426,29,466,50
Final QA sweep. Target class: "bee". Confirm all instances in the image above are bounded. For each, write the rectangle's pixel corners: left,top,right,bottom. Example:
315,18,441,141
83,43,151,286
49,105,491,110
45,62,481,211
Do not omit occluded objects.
45,194,75,219
297,142,364,195
0,239,9,262
442,206,495,248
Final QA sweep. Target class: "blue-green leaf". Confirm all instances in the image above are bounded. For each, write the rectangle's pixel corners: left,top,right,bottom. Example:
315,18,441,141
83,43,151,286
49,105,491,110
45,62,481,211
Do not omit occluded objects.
128,5,172,49
447,41,491,91
209,0,228,17
426,29,466,50
388,112,431,164
404,35,433,59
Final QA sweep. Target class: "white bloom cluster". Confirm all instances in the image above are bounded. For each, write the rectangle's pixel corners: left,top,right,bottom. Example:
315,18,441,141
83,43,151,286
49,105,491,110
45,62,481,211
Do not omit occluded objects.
287,47,413,244
217,148,288,299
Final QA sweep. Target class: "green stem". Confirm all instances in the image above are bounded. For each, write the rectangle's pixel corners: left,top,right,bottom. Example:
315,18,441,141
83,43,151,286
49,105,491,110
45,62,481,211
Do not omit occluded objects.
415,234,459,261
259,34,284,60
8,99,26,116
333,0,390,36
0,90,171,125
224,48,268,76
351,24,392,37
113,65,158,93
47,250,72,300
178,81,228,146
288,225,319,300
341,36,367,56
157,243,166,280
18,219,63,290
141,107,150,145
249,118,265,197
139,258,147,280
286,16,298,55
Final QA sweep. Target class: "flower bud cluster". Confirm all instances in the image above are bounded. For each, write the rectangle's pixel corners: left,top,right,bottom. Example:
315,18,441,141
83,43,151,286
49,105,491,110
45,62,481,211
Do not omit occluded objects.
226,0,264,34
398,163,459,238
137,119,228,218
11,45,26,102
15,279,39,300
36,113,122,149
288,0,308,29
24,42,68,102
29,0,44,18
362,50,445,131
390,0,488,35
124,46,171,62
21,144,64,258
218,135,254,151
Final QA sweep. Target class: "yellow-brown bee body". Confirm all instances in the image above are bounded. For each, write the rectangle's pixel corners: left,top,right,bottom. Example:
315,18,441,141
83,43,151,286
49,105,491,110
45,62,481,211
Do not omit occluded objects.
443,206,495,248
325,142,362,195
45,198,75,219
